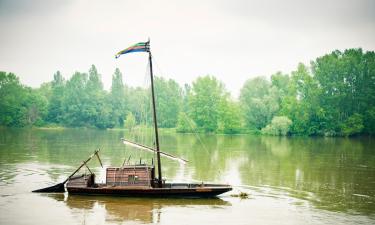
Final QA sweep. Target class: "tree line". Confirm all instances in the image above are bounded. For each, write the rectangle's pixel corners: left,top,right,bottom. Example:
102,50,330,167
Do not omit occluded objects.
0,48,374,136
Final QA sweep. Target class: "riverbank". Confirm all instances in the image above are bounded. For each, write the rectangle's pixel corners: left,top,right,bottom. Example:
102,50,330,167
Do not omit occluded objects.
2,125,372,137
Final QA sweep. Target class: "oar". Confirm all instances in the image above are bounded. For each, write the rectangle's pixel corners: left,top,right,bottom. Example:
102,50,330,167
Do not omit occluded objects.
32,149,101,193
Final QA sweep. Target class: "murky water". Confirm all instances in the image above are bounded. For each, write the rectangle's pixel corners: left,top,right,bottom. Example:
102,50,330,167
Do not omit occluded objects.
0,128,374,225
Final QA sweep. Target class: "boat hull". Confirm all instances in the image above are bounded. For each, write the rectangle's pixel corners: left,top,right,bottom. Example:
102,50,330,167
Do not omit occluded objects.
67,183,232,198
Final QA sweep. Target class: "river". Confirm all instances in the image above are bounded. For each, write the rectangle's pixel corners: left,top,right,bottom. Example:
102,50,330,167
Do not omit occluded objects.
0,128,374,225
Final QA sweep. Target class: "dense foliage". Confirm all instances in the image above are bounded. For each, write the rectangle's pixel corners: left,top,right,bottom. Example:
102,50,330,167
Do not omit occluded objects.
0,48,374,136
0,72,47,127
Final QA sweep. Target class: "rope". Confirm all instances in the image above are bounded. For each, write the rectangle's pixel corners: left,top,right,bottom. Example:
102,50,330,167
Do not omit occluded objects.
153,55,211,160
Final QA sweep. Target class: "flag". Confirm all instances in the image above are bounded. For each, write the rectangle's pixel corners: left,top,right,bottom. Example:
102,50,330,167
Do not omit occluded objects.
115,41,150,58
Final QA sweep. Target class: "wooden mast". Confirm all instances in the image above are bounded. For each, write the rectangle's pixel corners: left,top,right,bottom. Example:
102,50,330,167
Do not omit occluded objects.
148,41,163,187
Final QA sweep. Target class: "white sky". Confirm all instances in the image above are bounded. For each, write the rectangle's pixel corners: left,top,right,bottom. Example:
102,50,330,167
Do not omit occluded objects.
0,0,374,97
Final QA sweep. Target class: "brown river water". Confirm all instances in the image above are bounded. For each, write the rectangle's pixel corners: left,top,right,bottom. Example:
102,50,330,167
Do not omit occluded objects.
0,128,374,225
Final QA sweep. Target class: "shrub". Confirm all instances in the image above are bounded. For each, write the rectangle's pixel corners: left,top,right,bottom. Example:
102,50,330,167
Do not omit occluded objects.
261,116,292,136
341,113,364,137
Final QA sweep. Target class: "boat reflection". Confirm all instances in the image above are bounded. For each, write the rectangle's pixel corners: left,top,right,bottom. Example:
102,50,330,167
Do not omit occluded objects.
49,194,230,223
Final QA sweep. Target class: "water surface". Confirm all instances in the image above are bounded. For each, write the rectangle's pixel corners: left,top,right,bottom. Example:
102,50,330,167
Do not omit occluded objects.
0,128,374,224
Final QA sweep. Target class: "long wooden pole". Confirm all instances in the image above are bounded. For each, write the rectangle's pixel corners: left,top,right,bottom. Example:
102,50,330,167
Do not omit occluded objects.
148,48,163,187
62,149,100,184
121,138,188,164
32,149,100,192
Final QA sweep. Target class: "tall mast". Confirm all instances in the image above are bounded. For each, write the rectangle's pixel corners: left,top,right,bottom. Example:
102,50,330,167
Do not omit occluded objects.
148,45,163,188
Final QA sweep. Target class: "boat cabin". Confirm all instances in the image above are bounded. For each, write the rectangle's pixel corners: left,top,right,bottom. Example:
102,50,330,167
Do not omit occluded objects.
66,165,155,188
106,165,155,187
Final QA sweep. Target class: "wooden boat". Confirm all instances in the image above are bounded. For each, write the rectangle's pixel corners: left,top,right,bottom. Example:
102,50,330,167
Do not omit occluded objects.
66,172,232,198
33,40,232,198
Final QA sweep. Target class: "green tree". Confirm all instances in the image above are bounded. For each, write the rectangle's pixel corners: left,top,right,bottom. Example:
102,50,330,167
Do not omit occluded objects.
23,88,48,126
189,76,227,132
240,77,279,130
81,65,114,129
125,86,150,125
110,68,126,127
217,99,242,134
0,72,47,127
85,65,105,127
279,64,324,135
0,72,28,126
87,65,103,91
61,72,88,126
312,49,375,135
124,112,136,131
95,95,114,129
47,71,65,123
271,71,290,105
155,77,182,128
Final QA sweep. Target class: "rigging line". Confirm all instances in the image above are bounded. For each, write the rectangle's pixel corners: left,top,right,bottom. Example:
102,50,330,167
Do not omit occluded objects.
122,132,129,166
122,146,129,167
154,55,209,154
184,114,210,153
152,55,166,78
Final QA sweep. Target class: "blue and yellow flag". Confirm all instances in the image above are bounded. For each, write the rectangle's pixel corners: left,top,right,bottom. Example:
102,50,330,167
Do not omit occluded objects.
115,41,150,58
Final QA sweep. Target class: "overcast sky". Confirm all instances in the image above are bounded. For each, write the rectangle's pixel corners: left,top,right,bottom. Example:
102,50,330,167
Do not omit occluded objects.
0,0,374,97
